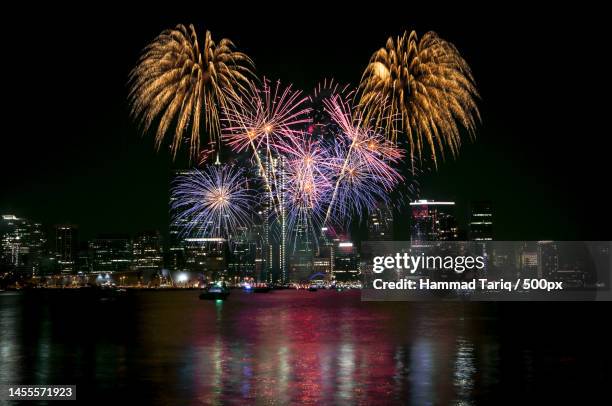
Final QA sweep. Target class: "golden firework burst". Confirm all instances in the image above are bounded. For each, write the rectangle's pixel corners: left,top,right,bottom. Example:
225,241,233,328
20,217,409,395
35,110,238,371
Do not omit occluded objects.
129,24,254,159
359,31,480,168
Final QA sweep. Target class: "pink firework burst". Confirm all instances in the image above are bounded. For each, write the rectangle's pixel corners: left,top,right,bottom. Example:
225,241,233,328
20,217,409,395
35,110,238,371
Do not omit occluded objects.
222,78,312,153
277,133,335,225
321,95,404,224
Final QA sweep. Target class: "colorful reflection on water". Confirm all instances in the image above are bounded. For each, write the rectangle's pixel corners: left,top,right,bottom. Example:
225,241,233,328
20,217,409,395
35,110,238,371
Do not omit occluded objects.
0,290,608,405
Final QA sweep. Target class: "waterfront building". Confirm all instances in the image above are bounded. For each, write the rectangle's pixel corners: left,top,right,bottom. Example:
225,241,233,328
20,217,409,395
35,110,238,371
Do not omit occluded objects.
410,200,458,242
469,201,494,241
367,204,394,241
1,214,46,275
258,154,287,283
537,241,559,278
228,226,257,281
168,169,227,277
89,235,132,274
132,230,163,271
333,241,359,281
55,224,77,273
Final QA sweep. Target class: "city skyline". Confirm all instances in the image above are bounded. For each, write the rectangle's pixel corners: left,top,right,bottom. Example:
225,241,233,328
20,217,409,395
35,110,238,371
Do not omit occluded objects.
1,197,492,283
4,206,608,292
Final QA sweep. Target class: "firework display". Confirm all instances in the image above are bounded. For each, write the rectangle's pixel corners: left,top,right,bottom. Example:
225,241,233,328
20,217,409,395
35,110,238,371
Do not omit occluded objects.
307,78,355,137
318,95,403,223
359,31,480,167
221,79,312,209
132,25,478,246
222,78,312,153
170,165,257,239
129,24,254,159
275,133,334,240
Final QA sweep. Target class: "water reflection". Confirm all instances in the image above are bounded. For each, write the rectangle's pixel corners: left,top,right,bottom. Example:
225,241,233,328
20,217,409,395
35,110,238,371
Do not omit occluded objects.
0,290,607,404
453,337,475,405
0,293,22,384
410,338,435,405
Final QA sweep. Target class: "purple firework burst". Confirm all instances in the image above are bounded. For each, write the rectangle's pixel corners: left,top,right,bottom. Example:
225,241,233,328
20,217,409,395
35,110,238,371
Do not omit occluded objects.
171,165,257,239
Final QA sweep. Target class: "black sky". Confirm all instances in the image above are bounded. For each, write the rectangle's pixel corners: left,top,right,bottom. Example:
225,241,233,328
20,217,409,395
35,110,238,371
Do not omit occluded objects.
1,4,609,242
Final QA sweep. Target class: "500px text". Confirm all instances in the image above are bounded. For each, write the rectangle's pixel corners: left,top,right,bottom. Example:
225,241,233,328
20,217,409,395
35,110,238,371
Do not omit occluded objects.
372,278,564,292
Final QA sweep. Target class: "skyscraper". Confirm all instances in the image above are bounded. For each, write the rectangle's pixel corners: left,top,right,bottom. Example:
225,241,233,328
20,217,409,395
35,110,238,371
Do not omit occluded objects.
259,157,273,283
520,249,539,278
228,226,257,281
537,241,558,278
1,214,46,275
182,237,227,277
55,224,77,273
89,235,132,274
367,204,393,241
258,153,287,284
168,169,227,277
333,241,359,281
469,201,494,241
132,230,163,271
312,226,338,280
410,200,458,242
289,216,315,282
278,155,287,284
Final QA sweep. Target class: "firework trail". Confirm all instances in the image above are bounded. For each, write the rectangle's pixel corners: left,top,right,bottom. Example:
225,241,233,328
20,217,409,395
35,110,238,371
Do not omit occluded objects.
359,31,480,168
170,165,257,240
222,79,312,210
223,78,311,152
308,78,355,138
129,24,254,160
322,95,403,225
275,133,335,240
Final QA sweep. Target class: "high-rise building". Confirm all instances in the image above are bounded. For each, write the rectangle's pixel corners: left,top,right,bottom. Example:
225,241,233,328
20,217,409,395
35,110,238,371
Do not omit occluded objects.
469,201,494,241
367,205,393,241
333,241,359,281
520,242,539,278
312,226,336,280
228,226,257,281
410,200,458,242
1,214,46,275
259,159,273,283
182,238,227,277
288,214,316,282
55,224,77,273
279,156,288,284
169,169,207,245
537,241,558,279
258,153,287,283
89,235,132,274
75,247,91,274
169,169,227,277
251,219,265,281
132,230,163,271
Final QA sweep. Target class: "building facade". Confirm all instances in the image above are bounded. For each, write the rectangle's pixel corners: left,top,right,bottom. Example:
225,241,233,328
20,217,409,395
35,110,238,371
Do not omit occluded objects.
55,225,77,273
469,201,494,241
1,214,46,275
410,200,458,242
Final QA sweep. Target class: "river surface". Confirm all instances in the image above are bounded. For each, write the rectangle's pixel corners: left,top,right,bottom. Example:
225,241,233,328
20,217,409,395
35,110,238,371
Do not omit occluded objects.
0,290,608,405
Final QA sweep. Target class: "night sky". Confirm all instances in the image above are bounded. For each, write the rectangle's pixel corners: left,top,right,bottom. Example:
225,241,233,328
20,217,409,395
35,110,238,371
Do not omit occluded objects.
1,5,608,242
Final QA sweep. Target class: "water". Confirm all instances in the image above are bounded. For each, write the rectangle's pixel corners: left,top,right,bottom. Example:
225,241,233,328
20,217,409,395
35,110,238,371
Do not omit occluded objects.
0,290,608,405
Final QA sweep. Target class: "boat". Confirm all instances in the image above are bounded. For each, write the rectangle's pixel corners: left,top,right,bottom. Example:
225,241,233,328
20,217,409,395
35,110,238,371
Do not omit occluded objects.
199,282,230,300
307,286,318,292
253,284,271,293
